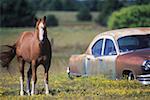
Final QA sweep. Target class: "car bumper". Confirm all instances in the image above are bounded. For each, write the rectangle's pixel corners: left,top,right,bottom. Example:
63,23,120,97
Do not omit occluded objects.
136,74,150,85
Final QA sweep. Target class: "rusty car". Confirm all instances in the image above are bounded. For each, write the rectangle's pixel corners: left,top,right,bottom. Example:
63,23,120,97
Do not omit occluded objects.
67,28,150,84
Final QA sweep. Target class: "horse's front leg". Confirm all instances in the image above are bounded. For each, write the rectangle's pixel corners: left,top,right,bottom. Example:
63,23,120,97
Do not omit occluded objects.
19,59,25,96
26,64,32,95
31,60,37,95
44,63,50,94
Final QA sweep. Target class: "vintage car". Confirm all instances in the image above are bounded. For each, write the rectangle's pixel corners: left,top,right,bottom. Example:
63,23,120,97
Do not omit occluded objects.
67,28,150,84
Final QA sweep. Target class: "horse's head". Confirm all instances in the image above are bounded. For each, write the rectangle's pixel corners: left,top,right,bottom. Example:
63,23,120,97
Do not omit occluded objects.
35,16,47,42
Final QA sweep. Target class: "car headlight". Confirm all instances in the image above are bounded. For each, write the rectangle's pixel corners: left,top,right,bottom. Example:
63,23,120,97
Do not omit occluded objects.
142,60,150,71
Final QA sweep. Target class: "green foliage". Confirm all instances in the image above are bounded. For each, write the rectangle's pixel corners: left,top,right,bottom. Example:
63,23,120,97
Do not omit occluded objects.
108,5,150,29
76,6,92,21
46,15,59,27
0,0,36,27
96,0,123,26
61,0,76,11
49,0,63,11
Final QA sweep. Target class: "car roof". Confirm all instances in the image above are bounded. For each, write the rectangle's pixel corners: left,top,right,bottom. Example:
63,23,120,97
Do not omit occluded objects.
96,27,150,40
86,27,150,54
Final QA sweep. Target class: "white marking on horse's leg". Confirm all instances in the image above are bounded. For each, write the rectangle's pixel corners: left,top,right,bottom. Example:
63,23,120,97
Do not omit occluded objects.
26,79,31,95
20,77,24,96
44,80,49,94
31,81,35,95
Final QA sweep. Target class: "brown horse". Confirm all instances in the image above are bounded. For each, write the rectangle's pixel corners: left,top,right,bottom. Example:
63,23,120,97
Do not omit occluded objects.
0,16,52,95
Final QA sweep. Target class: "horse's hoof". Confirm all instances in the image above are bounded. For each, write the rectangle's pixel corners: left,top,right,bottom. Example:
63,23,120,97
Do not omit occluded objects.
27,92,31,96
20,91,24,96
26,90,31,96
45,92,49,95
31,92,34,96
45,91,49,95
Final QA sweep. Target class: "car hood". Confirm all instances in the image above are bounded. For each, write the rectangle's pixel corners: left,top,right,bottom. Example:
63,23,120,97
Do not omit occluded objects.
117,48,150,65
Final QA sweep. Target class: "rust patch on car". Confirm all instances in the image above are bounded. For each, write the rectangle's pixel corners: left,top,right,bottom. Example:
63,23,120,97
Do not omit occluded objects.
116,48,150,79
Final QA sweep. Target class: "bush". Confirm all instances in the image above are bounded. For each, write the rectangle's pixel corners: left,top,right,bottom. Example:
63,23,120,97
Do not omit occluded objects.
46,15,59,27
76,6,92,21
108,5,150,29
0,0,36,27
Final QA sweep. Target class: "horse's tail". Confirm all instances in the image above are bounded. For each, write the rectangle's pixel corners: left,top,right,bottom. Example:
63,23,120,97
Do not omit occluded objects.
0,44,16,68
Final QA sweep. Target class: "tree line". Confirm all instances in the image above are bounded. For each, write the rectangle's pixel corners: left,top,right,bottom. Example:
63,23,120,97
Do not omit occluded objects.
28,0,150,11
1,0,150,27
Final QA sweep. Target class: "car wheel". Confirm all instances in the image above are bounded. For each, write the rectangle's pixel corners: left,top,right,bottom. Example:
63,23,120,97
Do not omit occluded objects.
122,71,135,80
128,72,135,80
67,67,74,80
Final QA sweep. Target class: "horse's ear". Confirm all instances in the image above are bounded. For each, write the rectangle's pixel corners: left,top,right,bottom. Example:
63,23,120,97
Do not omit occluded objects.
43,16,46,22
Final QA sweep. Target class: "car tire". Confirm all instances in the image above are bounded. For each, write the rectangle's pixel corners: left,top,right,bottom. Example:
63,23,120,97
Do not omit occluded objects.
128,72,135,80
122,71,135,80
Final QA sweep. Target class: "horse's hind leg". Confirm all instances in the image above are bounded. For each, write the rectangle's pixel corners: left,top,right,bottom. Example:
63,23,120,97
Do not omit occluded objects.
26,64,32,95
19,59,25,96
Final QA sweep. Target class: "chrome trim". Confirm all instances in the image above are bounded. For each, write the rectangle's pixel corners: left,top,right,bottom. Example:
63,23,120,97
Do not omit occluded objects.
69,72,82,77
137,74,150,85
67,67,82,77
142,60,150,71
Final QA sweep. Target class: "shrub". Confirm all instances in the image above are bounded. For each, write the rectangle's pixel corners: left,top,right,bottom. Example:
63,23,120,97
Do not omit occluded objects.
108,5,150,29
76,6,92,21
46,15,59,27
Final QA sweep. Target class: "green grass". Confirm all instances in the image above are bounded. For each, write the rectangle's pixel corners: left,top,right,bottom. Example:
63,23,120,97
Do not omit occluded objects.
0,73,150,99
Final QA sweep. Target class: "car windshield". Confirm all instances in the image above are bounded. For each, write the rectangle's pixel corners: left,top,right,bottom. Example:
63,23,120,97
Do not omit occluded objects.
118,34,150,52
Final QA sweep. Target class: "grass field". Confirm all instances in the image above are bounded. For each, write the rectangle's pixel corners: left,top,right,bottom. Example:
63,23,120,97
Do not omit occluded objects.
0,11,150,99
36,11,99,26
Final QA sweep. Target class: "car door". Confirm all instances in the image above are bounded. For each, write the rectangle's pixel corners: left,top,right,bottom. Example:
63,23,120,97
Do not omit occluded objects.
99,38,118,79
84,37,118,79
84,38,104,76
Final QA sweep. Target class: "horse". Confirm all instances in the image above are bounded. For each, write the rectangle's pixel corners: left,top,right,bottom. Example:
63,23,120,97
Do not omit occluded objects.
0,16,52,95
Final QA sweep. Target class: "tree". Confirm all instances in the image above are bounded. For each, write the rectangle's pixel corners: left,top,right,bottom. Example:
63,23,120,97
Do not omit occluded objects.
89,0,99,11
49,0,63,11
134,0,150,5
108,5,150,29
62,0,76,11
1,0,36,27
97,0,105,11
46,15,59,27
96,0,123,26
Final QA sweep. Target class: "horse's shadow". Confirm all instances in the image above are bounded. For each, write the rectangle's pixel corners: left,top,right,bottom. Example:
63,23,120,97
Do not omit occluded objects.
36,88,61,96
1,91,17,96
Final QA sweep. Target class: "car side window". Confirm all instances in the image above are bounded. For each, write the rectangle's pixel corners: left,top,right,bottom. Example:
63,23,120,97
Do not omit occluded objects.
92,39,103,57
104,39,117,55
